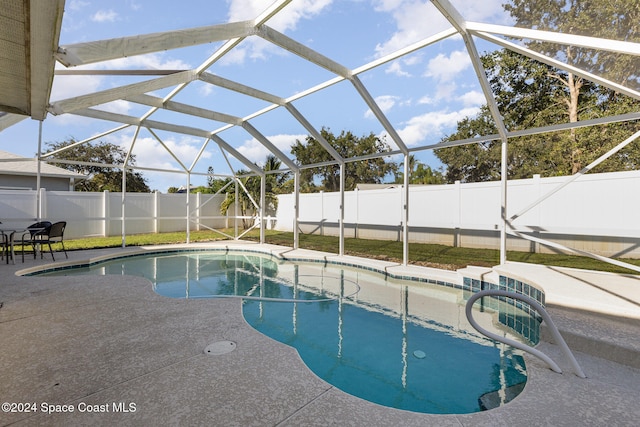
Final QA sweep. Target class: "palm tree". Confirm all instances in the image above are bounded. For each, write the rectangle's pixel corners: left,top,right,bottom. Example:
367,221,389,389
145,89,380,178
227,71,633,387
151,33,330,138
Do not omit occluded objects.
220,154,291,229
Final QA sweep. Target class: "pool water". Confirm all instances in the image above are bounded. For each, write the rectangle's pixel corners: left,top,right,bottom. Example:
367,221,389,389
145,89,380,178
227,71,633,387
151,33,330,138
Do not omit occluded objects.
41,251,529,414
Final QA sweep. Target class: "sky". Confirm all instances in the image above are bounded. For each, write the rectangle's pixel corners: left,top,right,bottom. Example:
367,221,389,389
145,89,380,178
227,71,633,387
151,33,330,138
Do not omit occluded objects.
0,0,514,192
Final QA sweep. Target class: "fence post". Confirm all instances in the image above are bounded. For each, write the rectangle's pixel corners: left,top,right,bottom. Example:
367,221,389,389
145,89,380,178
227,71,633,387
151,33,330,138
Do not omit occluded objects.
38,188,46,221
320,191,324,236
154,190,159,234
103,190,109,237
196,192,201,231
454,180,461,247
532,174,541,253
354,187,359,239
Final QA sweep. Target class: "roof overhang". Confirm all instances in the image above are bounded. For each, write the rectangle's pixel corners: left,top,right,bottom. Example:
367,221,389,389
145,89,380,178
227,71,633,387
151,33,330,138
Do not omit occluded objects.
0,0,65,121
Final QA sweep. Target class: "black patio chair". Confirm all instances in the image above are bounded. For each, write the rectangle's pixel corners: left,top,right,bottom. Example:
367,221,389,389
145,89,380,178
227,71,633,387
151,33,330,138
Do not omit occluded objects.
18,221,52,262
1,231,8,262
38,221,68,261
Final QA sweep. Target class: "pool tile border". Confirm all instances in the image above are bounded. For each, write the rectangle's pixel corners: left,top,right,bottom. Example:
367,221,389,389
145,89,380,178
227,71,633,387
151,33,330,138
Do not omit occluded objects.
25,246,545,344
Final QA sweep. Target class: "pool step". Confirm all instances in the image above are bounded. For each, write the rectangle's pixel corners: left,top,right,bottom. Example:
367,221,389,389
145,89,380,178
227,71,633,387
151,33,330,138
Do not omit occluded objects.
478,381,526,411
542,305,640,369
458,266,640,369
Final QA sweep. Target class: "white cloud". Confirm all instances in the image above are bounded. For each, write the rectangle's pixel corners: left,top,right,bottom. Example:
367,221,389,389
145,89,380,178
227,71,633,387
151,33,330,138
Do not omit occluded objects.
224,0,333,65
434,82,458,101
92,10,118,23
115,134,213,191
98,100,133,115
110,134,212,170
458,90,486,107
455,0,514,23
104,53,191,70
392,107,481,146
228,0,333,31
237,134,307,165
365,95,399,119
198,81,215,97
418,95,434,105
67,0,89,12
373,0,514,58
50,53,191,106
50,72,103,102
385,61,411,77
424,50,471,82
373,1,450,57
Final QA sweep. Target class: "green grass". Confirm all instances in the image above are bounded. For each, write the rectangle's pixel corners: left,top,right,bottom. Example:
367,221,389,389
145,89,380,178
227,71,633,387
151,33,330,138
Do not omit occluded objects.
60,229,640,274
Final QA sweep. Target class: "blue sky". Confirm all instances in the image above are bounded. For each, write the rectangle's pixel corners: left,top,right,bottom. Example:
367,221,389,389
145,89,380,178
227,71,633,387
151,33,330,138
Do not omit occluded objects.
1,0,513,191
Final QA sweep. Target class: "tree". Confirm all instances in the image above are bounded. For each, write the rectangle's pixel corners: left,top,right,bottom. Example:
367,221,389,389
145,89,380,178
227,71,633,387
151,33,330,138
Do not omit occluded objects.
394,154,445,184
207,166,233,194
504,0,640,89
44,139,150,192
435,1,640,183
219,154,291,229
291,128,398,192
503,0,640,174
435,48,640,183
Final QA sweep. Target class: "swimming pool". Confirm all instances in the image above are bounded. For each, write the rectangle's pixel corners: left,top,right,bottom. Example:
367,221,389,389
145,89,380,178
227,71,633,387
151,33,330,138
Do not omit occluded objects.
40,250,531,414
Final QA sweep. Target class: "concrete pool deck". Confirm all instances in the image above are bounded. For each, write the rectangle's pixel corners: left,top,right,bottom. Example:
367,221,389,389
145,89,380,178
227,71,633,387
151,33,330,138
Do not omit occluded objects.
1,241,639,426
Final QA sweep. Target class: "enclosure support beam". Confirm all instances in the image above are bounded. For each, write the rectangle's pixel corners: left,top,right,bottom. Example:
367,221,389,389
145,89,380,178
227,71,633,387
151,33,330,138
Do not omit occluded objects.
121,169,126,248
339,163,345,256
186,173,191,244
403,154,410,266
260,175,266,244
234,180,239,240
500,136,508,265
294,170,300,250
36,121,43,221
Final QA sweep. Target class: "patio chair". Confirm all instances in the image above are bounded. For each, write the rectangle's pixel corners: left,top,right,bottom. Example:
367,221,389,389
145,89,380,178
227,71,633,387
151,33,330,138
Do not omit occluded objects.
18,221,52,262
38,221,68,261
1,231,7,262
0,221,8,262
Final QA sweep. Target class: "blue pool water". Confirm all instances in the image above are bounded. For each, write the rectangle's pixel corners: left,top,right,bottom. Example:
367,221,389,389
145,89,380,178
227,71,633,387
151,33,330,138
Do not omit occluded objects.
40,251,529,414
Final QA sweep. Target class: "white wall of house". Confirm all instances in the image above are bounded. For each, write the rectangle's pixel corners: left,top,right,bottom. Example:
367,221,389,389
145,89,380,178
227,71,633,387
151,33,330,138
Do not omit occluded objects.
0,174,76,191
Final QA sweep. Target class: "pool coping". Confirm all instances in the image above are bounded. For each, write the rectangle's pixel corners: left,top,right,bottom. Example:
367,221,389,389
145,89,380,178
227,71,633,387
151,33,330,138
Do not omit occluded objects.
20,243,548,343
19,242,546,305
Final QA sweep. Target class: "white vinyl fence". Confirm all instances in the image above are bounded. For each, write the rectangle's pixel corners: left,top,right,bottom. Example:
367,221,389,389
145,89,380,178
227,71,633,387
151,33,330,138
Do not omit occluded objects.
1,170,639,257
0,190,228,240
275,170,640,258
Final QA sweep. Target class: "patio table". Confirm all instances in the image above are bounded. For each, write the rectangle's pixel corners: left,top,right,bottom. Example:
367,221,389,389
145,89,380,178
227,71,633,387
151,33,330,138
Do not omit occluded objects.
0,227,45,264
0,228,26,264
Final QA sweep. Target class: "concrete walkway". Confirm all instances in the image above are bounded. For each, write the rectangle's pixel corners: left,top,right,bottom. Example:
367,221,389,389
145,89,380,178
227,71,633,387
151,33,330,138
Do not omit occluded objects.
1,242,639,426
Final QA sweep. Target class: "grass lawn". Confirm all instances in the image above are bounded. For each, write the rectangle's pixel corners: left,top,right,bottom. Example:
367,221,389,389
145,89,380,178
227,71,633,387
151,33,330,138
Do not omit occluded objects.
57,229,640,275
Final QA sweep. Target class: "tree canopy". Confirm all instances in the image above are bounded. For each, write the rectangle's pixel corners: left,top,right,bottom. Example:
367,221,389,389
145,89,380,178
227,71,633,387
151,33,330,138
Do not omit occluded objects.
291,128,397,192
435,1,640,183
505,0,640,89
44,139,150,192
219,154,291,229
394,154,445,185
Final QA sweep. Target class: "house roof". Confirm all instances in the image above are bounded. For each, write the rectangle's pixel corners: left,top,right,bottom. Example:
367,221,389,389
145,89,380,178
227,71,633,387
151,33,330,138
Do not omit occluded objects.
0,150,85,179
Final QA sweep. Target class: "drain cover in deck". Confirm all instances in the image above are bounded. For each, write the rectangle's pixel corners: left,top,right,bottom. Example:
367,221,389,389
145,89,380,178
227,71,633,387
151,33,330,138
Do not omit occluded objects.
205,340,236,355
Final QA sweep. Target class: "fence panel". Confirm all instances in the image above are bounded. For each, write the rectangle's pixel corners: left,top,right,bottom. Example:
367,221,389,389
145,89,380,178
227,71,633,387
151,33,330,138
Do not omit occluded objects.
0,190,37,226
45,191,106,239
1,169,639,256
274,170,640,256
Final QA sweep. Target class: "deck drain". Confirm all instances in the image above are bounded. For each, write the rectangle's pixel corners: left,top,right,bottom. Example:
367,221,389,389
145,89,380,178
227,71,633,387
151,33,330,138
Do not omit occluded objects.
204,340,236,355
